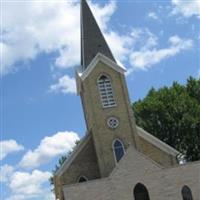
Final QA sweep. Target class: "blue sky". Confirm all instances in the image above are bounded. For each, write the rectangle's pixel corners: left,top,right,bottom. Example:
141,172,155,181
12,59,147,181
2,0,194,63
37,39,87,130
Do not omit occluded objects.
1,0,200,199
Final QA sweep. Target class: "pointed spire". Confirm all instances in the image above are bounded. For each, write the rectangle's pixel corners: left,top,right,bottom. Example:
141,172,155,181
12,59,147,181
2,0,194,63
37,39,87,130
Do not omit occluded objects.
81,0,116,71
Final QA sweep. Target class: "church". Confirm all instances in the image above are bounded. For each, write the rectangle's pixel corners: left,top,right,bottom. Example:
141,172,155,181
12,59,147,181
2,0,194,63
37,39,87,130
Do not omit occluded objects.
53,0,200,199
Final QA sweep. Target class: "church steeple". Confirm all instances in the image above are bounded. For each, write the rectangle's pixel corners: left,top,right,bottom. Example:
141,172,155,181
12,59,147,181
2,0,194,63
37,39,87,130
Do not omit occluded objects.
80,0,116,71
77,0,139,178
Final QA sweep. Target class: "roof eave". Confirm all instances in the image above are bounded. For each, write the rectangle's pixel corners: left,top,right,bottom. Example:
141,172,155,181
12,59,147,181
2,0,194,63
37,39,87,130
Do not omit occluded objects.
136,126,180,157
78,53,126,82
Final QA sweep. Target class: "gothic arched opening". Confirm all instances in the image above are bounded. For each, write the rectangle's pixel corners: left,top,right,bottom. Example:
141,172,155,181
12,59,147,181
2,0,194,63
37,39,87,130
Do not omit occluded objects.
182,185,193,200
97,75,116,108
113,139,125,162
77,176,88,183
134,183,150,200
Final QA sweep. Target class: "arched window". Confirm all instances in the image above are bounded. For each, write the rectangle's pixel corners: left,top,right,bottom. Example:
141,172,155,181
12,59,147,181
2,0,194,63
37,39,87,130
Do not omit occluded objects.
113,139,125,162
182,185,193,200
77,176,88,183
98,75,116,108
134,183,150,200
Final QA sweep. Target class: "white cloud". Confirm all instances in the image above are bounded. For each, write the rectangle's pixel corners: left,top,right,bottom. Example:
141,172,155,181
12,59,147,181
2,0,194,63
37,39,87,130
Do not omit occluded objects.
1,1,117,75
9,170,51,196
2,1,79,74
2,0,196,80
148,12,159,20
19,131,79,169
171,0,200,18
0,140,24,160
1,164,54,200
106,28,158,67
88,0,117,32
50,75,76,94
0,164,14,182
1,132,77,199
105,31,134,62
5,169,54,200
129,35,193,71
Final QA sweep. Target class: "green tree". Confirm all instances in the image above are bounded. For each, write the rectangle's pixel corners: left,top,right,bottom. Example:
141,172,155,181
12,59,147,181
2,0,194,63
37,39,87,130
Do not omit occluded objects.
133,77,200,162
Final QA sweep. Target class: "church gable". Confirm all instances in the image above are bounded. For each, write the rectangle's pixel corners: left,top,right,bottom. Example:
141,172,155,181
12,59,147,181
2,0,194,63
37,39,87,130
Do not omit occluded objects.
110,146,162,180
76,53,124,96
56,134,100,185
77,53,126,81
109,146,162,200
137,127,179,167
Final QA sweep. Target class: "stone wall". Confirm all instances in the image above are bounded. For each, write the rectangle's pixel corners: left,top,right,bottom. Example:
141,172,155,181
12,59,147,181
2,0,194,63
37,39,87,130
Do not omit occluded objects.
63,178,111,200
111,147,199,200
80,61,139,177
55,135,101,200
63,146,200,200
138,136,177,167
61,136,100,185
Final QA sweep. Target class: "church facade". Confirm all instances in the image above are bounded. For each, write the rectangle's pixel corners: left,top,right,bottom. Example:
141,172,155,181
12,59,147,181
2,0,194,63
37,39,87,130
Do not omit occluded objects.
53,1,200,200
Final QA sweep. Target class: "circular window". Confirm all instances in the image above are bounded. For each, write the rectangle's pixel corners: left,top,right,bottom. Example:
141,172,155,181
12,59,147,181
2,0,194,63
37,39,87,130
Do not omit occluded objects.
107,117,119,129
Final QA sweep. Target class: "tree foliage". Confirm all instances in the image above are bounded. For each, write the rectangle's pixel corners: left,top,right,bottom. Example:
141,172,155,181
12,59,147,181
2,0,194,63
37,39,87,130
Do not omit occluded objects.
133,77,200,161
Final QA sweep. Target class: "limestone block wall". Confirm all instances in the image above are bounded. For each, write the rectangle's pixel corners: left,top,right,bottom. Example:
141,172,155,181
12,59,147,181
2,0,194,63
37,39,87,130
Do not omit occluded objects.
111,147,200,200
54,136,101,200
61,136,100,185
138,136,177,167
62,146,200,200
63,178,112,200
111,162,200,200
80,61,138,177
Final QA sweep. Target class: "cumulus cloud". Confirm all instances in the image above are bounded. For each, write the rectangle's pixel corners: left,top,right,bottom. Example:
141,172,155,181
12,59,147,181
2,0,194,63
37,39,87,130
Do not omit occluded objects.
2,0,78,74
129,35,193,71
1,164,53,200
50,75,76,94
105,31,134,62
0,164,14,182
1,131,78,199
9,170,51,196
0,140,24,160
1,0,145,78
2,0,196,80
4,169,53,200
1,0,118,75
19,131,79,169
88,0,116,32
171,0,200,18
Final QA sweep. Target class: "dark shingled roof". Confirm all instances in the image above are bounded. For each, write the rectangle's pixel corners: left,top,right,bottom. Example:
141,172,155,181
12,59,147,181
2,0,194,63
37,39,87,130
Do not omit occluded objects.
81,0,116,71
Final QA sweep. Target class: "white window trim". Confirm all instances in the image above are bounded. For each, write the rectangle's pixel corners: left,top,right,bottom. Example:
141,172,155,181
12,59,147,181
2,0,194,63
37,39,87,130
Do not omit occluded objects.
112,139,125,163
97,75,116,108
